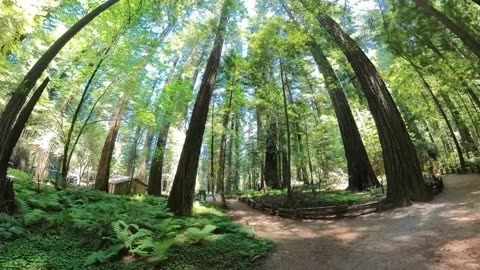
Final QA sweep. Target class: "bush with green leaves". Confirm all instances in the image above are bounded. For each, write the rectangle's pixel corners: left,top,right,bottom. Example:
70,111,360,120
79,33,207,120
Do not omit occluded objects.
0,169,274,269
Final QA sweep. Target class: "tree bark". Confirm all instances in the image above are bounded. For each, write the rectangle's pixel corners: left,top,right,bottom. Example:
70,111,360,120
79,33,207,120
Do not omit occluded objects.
0,0,119,153
279,62,292,197
126,126,142,176
309,41,380,191
414,0,480,60
94,91,129,191
411,64,466,170
0,78,50,181
264,121,280,189
441,94,478,154
309,12,430,206
167,0,232,216
147,121,170,196
61,43,114,186
216,89,234,207
136,130,153,182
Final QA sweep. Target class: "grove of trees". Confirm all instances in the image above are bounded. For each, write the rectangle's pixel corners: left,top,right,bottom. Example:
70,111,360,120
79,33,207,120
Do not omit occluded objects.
1,0,480,215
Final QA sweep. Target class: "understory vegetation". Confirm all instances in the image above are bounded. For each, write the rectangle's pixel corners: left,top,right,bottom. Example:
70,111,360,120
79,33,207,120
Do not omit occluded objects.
238,187,382,208
0,170,273,270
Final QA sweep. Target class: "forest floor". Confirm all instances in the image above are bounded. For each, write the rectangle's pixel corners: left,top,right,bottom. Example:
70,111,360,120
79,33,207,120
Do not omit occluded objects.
228,174,480,270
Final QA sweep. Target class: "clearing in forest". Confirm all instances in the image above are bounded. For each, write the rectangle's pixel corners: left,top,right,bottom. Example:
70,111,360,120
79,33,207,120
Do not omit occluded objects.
229,174,480,270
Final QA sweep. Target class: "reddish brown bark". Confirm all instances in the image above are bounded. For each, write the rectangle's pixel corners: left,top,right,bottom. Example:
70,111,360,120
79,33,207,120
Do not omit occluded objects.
309,12,430,206
167,0,232,216
94,91,129,191
309,41,380,191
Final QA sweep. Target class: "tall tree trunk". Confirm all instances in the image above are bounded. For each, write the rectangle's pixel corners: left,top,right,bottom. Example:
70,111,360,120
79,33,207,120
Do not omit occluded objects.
441,94,478,154
280,62,292,197
209,100,216,198
126,126,142,176
147,121,170,196
136,130,153,182
0,77,50,213
217,89,234,207
0,0,119,153
411,64,466,170
309,41,379,191
167,0,232,216
308,12,430,205
61,44,114,186
264,120,280,189
414,0,480,60
94,91,129,191
0,78,50,181
255,99,266,189
303,114,314,184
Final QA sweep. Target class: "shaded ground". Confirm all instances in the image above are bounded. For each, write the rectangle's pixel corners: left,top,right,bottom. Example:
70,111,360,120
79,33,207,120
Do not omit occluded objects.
227,174,480,270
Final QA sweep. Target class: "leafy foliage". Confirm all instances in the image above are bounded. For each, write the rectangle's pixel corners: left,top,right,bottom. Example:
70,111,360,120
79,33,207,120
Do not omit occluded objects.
0,169,274,269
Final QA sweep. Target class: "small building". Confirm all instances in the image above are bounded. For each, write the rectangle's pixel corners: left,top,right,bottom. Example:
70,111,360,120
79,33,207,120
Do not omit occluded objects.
108,176,148,195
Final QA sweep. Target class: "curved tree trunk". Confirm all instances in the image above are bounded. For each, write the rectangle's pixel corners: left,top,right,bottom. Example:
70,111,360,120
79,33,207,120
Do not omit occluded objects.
94,91,129,192
309,12,430,206
414,0,480,60
0,0,119,152
61,44,114,186
167,0,232,216
0,78,50,181
309,41,380,192
410,64,466,170
0,77,50,213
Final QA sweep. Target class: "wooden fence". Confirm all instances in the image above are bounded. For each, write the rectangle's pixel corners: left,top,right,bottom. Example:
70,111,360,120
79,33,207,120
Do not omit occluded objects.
238,197,394,220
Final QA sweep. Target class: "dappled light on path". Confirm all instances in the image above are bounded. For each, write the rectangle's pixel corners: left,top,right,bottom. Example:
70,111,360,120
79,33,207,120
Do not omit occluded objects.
228,174,480,270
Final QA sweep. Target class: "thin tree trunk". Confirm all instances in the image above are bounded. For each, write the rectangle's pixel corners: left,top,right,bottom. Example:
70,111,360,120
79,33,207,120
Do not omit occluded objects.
0,0,119,152
309,41,379,191
167,0,232,216
264,121,279,189
441,94,478,154
94,91,129,191
279,62,292,197
217,89,234,207
308,11,430,205
136,130,153,182
61,43,115,185
127,126,142,176
411,64,466,170
414,0,480,60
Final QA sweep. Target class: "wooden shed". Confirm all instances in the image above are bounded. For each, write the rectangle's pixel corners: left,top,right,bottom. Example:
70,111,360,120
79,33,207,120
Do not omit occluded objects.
108,176,148,195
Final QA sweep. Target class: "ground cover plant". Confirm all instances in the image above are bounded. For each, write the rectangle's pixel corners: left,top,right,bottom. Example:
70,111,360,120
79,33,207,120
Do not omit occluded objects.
0,169,273,270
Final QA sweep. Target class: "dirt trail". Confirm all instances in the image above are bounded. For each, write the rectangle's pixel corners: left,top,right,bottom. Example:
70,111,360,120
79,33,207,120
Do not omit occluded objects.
227,174,480,270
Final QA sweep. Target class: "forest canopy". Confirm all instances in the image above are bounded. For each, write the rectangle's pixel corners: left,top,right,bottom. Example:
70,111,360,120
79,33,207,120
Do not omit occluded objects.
0,0,479,215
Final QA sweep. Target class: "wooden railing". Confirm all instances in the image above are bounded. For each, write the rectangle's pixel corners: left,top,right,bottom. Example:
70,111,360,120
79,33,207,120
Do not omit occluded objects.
238,197,394,220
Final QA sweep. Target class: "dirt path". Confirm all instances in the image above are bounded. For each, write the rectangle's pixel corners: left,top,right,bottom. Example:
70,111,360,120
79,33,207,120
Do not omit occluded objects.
227,174,480,270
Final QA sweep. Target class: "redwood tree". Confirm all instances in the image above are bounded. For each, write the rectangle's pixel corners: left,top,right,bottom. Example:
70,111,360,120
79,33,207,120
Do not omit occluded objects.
309,40,380,191
303,9,431,206
0,0,119,156
94,91,129,191
167,0,233,216
414,0,480,60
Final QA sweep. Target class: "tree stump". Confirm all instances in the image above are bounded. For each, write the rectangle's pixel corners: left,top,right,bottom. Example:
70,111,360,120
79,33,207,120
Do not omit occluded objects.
0,177,17,214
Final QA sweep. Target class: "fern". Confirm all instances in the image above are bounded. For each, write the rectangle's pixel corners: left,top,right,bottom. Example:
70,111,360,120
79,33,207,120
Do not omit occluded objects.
183,224,217,244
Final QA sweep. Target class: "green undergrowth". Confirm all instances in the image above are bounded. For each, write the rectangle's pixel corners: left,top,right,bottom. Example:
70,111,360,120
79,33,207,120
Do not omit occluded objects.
0,169,273,270
237,187,382,208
